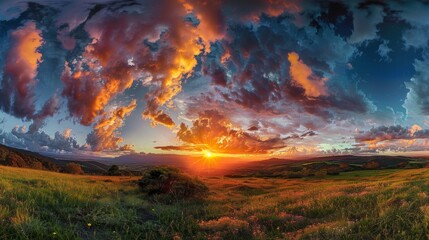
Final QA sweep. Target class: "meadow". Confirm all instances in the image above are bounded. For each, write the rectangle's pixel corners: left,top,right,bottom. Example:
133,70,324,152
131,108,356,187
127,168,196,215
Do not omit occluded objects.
2,165,429,239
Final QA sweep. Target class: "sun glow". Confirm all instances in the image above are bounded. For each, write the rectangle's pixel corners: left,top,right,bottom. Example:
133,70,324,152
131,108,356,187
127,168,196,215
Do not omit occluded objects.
203,150,213,158
187,150,223,174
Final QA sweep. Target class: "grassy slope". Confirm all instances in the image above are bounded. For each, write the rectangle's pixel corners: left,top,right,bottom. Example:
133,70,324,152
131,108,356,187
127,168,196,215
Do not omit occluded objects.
2,166,429,239
0,143,110,174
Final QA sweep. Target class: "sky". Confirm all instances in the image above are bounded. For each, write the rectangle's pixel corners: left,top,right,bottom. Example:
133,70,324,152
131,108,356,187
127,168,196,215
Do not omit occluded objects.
1,0,429,159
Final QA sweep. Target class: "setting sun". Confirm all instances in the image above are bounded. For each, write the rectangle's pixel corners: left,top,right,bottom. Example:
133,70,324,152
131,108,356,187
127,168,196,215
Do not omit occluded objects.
203,150,213,158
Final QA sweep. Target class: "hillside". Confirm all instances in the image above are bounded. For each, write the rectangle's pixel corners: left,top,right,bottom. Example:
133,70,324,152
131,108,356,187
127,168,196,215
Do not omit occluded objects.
0,144,61,171
229,155,429,178
2,165,429,239
0,144,109,174
3,143,429,177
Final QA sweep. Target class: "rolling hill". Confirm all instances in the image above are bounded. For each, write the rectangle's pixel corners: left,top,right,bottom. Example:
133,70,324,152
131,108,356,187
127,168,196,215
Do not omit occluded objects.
0,144,109,174
228,155,429,178
3,142,429,178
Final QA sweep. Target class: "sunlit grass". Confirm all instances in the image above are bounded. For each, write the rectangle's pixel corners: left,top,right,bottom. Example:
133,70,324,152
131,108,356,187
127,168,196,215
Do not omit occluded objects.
2,166,429,239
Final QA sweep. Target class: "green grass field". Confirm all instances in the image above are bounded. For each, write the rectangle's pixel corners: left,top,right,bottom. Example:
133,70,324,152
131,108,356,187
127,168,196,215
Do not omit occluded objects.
2,166,429,239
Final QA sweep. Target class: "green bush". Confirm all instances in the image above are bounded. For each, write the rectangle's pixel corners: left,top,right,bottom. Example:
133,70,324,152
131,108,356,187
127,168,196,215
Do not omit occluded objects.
138,167,209,201
363,161,380,169
108,165,120,176
63,163,84,175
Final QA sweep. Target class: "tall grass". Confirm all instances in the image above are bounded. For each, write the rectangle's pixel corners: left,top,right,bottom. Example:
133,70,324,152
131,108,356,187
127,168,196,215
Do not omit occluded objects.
2,166,429,239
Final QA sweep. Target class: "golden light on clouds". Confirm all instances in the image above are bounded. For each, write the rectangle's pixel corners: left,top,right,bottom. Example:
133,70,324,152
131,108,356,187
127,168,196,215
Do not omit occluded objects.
287,52,328,98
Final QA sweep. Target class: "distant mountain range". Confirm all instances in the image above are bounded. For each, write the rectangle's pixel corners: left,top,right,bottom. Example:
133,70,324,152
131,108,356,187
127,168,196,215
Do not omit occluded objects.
2,143,429,176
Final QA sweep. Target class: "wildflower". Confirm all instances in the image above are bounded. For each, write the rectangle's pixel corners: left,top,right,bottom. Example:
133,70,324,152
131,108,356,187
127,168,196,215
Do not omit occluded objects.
87,223,92,227
52,232,57,235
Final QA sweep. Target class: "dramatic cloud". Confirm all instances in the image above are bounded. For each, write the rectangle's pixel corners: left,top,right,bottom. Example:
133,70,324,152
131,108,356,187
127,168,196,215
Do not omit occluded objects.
61,58,134,126
186,13,373,137
0,126,79,152
355,125,429,142
29,95,60,133
355,125,429,152
75,1,207,128
157,110,286,154
288,52,328,98
0,21,41,119
402,26,429,49
0,0,429,156
86,100,137,151
403,54,429,118
348,3,385,43
0,20,61,134
206,12,369,117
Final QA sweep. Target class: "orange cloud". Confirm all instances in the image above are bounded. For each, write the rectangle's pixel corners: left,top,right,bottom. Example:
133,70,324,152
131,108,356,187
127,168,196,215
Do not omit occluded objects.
409,124,422,135
288,52,328,98
140,17,202,128
63,4,207,129
61,53,135,126
86,100,137,151
58,1,309,153
140,0,304,127
0,21,42,119
14,23,42,70
182,0,302,42
157,110,286,154
355,125,429,152
63,128,72,138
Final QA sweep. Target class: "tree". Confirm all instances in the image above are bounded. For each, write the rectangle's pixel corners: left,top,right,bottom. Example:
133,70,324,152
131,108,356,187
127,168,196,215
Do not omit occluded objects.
339,163,350,170
29,161,43,170
363,161,380,169
64,163,84,174
108,165,120,176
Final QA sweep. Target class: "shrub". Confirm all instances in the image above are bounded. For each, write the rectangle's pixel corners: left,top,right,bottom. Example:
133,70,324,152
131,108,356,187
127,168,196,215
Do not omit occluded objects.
339,163,350,170
326,165,341,175
314,169,328,177
108,165,120,176
138,166,209,200
363,161,380,169
29,161,43,170
63,163,84,175
408,162,426,168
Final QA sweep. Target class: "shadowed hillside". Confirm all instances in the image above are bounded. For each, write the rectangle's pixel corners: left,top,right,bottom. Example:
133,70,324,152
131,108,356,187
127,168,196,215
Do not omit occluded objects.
0,144,109,174
0,144,60,171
